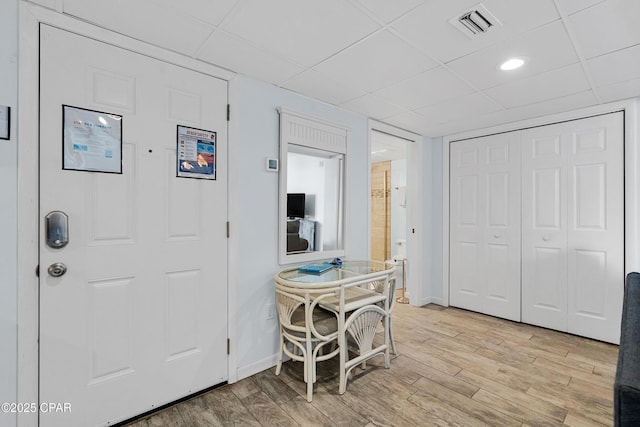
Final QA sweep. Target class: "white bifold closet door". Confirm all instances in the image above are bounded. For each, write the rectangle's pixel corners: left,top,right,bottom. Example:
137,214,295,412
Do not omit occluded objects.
450,132,521,322
521,112,624,343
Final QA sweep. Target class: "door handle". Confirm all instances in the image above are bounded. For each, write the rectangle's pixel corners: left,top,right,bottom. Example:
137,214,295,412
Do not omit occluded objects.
48,262,67,277
542,236,551,241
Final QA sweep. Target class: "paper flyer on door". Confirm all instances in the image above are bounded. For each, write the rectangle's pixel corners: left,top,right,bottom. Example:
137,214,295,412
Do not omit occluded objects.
176,125,216,180
62,105,123,173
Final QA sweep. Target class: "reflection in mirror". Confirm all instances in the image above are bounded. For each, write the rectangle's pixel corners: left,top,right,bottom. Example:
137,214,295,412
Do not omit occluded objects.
287,147,344,253
279,108,347,265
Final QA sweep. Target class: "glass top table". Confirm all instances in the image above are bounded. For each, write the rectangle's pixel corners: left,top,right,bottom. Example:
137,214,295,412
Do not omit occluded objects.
276,260,394,287
274,259,396,398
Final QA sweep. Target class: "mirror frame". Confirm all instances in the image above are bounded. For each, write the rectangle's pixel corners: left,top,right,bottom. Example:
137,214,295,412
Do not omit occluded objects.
278,108,348,265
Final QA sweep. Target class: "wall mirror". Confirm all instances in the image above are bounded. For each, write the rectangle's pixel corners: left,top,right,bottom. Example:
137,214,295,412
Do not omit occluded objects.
278,108,347,264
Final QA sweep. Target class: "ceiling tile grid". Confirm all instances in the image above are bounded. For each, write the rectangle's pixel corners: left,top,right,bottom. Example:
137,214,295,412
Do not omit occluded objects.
31,0,640,136
567,0,640,59
197,30,305,85
281,69,366,105
218,0,380,67
485,63,592,109
311,30,439,94
446,21,580,91
372,66,476,111
340,93,409,120
64,0,216,55
390,0,561,63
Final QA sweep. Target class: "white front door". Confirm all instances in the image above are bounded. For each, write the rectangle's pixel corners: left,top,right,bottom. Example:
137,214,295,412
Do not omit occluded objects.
39,25,228,426
449,133,521,321
522,112,624,343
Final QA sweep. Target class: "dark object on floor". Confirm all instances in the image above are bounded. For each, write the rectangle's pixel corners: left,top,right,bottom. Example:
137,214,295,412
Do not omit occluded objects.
614,272,640,426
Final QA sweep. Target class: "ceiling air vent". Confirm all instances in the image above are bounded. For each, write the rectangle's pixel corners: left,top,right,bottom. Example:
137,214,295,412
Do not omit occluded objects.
449,3,502,39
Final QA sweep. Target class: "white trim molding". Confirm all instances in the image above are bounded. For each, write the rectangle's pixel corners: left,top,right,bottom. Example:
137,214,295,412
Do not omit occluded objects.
367,120,424,306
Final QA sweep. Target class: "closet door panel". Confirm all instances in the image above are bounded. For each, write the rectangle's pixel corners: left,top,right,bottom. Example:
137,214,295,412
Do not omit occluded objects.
522,112,624,342
522,130,568,331
483,135,521,321
450,141,484,312
567,113,624,343
450,134,520,321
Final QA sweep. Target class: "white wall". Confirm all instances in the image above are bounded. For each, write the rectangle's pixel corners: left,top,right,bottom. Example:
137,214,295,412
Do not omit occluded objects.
230,75,369,378
288,152,326,223
0,1,18,426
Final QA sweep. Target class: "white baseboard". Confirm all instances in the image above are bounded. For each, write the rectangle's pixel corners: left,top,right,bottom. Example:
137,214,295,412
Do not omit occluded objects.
235,354,279,382
412,296,445,307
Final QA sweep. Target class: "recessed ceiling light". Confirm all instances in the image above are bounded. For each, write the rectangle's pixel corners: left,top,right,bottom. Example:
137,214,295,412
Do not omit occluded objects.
500,57,525,71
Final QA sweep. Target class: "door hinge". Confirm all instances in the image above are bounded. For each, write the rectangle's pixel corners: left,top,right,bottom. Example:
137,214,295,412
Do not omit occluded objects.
226,221,230,238
227,104,230,122
36,265,39,277
227,338,230,355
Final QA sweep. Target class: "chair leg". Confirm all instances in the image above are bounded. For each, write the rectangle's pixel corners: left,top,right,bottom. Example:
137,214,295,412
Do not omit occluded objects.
389,317,397,355
339,339,347,394
275,333,284,376
306,373,313,402
306,339,314,402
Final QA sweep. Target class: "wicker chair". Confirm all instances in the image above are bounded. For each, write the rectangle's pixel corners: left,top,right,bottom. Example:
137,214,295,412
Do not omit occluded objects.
339,304,389,394
274,285,339,402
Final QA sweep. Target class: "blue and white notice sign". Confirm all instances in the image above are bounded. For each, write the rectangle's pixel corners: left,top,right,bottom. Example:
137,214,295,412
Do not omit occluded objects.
62,105,123,174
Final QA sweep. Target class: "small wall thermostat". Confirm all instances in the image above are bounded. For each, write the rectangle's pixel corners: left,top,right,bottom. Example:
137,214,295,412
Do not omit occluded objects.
266,157,279,172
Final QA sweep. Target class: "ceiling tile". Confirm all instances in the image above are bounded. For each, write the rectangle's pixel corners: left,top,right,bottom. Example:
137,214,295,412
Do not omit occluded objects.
447,21,579,90
340,94,407,120
354,0,425,24
281,70,366,105
151,0,240,26
27,0,56,9
383,110,434,135
313,30,438,93
485,63,590,108
221,0,380,67
596,78,640,103
63,0,214,55
428,91,598,137
568,0,640,59
555,0,607,16
415,92,503,125
198,30,304,85
587,44,640,87
391,0,560,63
373,66,475,110
489,90,598,124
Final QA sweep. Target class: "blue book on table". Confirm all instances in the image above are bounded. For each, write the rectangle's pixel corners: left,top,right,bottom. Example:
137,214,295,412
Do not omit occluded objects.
298,262,334,274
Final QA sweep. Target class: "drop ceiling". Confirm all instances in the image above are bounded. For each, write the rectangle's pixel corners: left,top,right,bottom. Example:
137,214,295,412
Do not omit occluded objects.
37,0,640,137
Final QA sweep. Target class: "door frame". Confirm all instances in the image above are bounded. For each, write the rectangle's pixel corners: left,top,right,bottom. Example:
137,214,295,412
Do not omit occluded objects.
367,120,426,305
441,99,639,307
17,4,236,425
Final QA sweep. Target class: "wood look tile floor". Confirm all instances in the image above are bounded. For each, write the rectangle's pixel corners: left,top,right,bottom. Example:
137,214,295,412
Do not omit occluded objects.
124,301,619,426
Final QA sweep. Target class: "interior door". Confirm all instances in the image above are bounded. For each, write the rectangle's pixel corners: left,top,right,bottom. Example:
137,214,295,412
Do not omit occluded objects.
521,125,569,331
449,134,520,320
567,113,624,342
522,112,624,343
39,25,228,426
449,139,484,312
481,133,521,321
